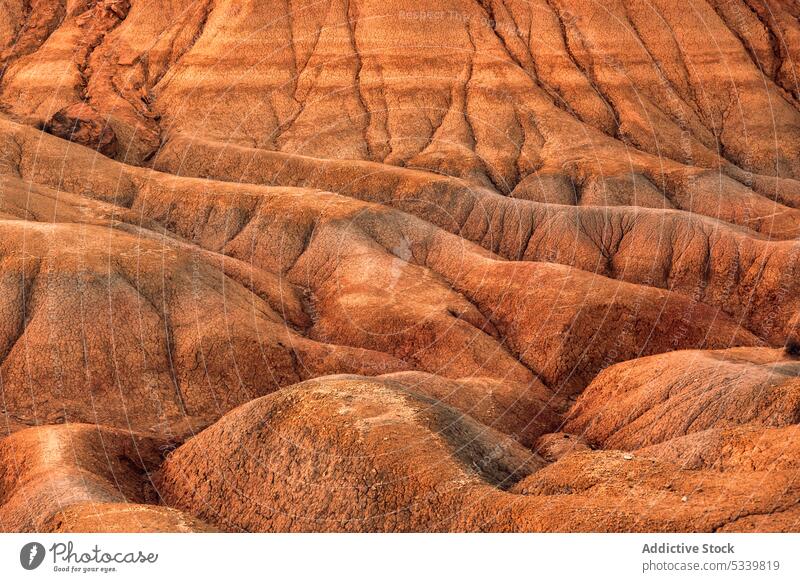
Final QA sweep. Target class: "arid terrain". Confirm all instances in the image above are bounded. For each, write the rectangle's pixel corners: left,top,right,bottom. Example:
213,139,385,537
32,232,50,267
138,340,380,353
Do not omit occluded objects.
0,0,799,532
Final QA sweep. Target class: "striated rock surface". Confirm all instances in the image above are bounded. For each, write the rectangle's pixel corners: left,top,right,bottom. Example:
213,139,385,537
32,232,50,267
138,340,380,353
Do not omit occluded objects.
0,423,211,532
566,347,800,449
156,377,800,532
0,0,798,532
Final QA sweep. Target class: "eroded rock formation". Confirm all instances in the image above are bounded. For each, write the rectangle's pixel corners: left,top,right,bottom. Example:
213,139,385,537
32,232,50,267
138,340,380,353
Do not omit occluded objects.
0,0,798,532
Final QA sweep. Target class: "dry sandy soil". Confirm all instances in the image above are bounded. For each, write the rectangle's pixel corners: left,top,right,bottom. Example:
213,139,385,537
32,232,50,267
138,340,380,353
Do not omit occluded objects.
0,0,799,532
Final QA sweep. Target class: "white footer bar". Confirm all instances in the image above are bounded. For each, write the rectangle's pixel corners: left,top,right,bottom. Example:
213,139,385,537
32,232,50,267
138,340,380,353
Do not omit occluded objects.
1,533,797,581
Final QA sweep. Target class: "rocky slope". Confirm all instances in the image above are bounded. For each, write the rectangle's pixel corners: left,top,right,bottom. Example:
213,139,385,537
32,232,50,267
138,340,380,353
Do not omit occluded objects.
0,0,799,532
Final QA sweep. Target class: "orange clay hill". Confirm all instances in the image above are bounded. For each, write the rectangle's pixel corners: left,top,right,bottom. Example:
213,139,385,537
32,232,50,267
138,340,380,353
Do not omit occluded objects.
0,0,799,532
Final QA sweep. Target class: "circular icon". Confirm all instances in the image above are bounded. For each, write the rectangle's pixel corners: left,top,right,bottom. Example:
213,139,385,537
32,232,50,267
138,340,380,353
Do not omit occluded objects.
20,542,46,570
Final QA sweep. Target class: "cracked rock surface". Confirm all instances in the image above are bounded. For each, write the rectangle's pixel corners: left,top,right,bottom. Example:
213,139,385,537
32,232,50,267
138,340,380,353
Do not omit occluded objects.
0,0,799,532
